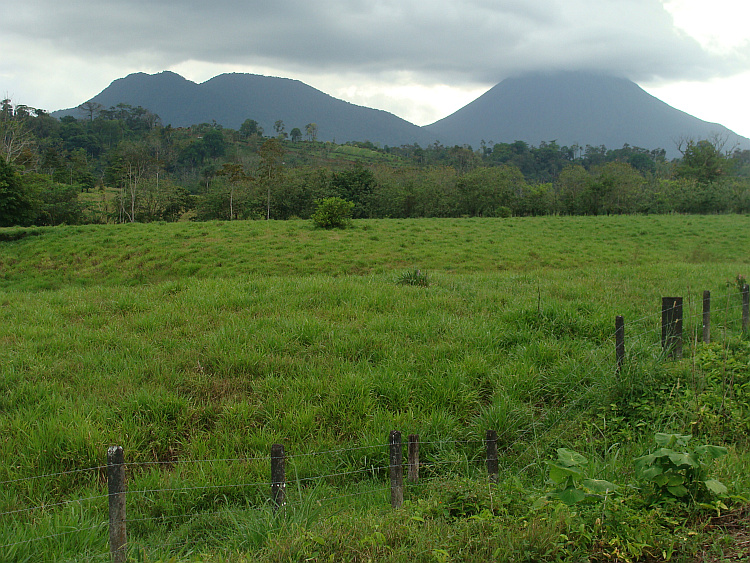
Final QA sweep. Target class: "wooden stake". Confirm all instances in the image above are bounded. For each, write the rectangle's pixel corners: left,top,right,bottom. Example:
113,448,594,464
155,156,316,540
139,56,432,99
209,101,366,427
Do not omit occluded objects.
271,444,285,511
107,446,127,563
661,297,683,359
486,430,499,483
615,315,625,374
702,290,711,344
407,434,419,484
389,431,403,508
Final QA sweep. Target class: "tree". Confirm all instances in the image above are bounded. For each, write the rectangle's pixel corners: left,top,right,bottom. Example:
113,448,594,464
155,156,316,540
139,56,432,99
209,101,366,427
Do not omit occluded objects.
675,138,726,185
0,100,36,166
106,140,153,222
597,162,646,214
78,101,104,121
216,162,250,220
20,173,85,226
558,164,592,214
138,177,191,222
290,127,302,142
257,138,285,220
273,120,285,137
201,128,226,159
240,119,259,138
0,158,33,226
273,166,330,219
330,165,376,218
305,123,318,142
453,165,523,216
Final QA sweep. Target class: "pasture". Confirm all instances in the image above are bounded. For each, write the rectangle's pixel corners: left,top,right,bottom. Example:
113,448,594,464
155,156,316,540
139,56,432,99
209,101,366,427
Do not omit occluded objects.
1,215,749,562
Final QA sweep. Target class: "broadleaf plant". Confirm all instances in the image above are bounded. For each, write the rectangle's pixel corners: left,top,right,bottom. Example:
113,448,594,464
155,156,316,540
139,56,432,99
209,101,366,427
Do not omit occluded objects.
634,433,728,505
542,448,617,506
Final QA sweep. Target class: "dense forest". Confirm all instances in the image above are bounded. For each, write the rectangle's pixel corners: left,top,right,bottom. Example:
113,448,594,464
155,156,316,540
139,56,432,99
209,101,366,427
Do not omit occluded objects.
1,98,749,227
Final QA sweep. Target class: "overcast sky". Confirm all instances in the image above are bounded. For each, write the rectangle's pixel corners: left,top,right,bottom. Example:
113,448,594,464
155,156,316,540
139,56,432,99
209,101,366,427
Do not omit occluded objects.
2,0,749,137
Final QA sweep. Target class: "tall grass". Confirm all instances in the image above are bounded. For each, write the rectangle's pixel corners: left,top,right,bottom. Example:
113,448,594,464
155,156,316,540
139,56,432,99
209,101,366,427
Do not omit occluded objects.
1,215,749,561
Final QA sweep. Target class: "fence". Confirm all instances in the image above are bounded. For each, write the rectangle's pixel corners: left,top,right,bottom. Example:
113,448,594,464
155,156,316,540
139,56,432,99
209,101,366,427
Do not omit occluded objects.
2,284,749,561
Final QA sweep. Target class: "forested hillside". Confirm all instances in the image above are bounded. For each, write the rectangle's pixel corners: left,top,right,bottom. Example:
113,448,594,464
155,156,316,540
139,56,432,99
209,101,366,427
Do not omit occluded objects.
2,98,750,228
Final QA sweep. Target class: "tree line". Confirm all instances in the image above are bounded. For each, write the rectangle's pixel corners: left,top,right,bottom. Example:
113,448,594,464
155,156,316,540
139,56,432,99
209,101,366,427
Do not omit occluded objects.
1,98,749,227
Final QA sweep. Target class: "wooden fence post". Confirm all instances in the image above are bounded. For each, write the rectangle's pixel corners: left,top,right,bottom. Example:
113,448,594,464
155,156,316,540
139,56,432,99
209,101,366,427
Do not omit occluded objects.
702,290,711,344
661,297,683,359
271,444,285,511
615,315,625,374
485,430,499,483
407,434,419,484
107,446,127,563
389,430,403,508
743,284,749,333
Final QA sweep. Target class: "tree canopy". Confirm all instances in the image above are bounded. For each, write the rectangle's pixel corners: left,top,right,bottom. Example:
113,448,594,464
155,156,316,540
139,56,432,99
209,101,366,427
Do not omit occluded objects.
0,97,748,227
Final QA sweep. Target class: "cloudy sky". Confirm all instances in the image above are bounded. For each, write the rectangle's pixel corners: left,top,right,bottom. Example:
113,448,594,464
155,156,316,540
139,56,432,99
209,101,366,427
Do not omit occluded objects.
3,0,750,136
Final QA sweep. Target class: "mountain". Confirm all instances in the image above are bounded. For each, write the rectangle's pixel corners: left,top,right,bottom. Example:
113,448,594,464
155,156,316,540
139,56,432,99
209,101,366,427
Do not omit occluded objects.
424,71,750,159
55,71,433,147
56,70,750,158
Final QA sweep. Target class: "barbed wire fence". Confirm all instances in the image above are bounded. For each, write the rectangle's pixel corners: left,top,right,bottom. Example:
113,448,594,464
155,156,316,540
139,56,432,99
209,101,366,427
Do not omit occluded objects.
1,283,748,562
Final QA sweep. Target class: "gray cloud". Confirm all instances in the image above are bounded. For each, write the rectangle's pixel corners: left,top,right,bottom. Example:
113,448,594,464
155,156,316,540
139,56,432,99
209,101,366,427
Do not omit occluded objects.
5,0,746,86
3,0,749,129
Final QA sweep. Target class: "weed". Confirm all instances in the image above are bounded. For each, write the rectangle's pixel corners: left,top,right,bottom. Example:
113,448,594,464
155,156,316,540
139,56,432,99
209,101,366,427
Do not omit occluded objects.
634,433,728,506
396,267,430,287
540,448,617,506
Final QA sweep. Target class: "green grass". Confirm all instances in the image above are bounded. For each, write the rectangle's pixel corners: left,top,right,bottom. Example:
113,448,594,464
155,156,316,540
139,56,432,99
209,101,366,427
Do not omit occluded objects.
1,215,749,561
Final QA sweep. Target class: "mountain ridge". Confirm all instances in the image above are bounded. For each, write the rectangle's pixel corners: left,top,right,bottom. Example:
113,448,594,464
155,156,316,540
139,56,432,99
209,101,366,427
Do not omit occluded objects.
55,70,433,147
54,70,750,158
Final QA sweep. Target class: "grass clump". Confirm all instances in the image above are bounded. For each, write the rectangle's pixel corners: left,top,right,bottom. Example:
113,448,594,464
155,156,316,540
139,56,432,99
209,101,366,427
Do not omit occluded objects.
396,267,430,287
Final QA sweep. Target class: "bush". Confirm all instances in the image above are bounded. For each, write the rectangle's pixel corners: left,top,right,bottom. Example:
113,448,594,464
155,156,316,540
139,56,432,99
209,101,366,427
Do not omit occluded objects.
311,197,354,229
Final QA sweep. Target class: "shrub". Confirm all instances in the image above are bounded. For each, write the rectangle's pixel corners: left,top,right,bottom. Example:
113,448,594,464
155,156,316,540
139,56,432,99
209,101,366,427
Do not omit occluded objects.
311,197,354,229
495,206,512,218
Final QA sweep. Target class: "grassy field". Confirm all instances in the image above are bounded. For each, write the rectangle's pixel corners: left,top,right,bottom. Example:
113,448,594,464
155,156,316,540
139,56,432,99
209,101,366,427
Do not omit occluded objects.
1,215,750,562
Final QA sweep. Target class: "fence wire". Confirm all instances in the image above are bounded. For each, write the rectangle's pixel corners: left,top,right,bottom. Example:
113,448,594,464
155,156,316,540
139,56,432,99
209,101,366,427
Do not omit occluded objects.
4,284,748,561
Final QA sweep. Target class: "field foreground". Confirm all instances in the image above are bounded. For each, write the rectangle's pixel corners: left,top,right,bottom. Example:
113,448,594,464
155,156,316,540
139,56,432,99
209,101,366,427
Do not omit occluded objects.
1,215,750,562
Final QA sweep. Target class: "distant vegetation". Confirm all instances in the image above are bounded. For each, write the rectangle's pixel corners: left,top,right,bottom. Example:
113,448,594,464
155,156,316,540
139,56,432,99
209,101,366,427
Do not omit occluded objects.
1,98,750,227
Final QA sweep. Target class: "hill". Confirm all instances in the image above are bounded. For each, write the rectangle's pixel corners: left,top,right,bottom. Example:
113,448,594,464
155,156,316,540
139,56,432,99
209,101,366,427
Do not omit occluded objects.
424,71,750,158
55,71,433,147
54,70,750,157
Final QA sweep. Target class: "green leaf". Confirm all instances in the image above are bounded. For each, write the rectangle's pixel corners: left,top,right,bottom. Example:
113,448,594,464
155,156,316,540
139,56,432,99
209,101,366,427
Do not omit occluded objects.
583,478,617,493
551,487,587,506
556,448,588,468
666,474,685,487
547,461,583,485
655,433,692,448
694,445,728,460
704,479,728,495
636,465,663,481
667,484,689,497
668,451,698,468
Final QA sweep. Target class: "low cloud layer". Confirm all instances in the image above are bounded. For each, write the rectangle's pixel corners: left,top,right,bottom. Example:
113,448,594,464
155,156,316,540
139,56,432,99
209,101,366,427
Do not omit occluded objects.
3,0,749,124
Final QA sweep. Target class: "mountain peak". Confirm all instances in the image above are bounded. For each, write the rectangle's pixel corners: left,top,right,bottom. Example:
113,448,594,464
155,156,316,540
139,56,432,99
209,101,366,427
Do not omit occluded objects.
425,71,748,158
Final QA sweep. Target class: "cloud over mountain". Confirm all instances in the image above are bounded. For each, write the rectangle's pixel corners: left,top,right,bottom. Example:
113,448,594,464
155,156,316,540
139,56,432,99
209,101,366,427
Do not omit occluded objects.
6,1,748,87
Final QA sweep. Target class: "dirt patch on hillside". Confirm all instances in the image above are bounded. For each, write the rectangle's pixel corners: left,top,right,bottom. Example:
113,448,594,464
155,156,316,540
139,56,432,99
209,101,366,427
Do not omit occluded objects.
695,506,750,562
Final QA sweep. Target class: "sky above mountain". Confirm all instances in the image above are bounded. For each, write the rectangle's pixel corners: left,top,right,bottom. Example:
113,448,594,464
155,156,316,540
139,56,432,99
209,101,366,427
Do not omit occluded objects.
2,0,749,137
